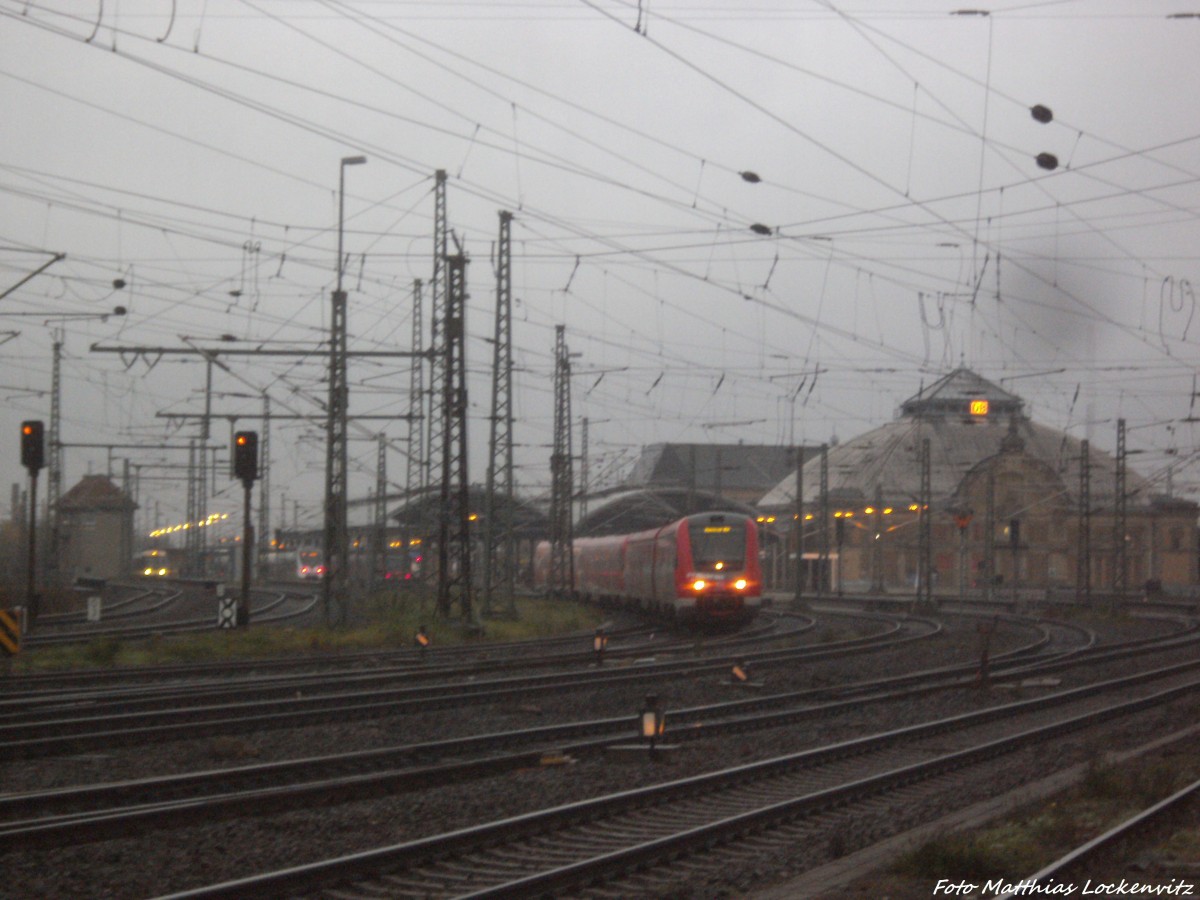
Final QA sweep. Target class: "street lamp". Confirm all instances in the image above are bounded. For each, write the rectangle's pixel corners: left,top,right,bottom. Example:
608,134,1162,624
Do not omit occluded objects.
324,154,367,628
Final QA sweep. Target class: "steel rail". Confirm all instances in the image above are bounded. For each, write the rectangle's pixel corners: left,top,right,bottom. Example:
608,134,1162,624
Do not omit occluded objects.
0,616,795,706
0,619,940,758
985,777,1200,899
5,633,1199,851
155,674,1200,899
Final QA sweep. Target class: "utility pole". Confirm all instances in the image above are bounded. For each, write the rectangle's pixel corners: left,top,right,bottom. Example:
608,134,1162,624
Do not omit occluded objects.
257,394,271,581
484,210,516,617
871,484,884,593
579,417,589,522
984,469,996,604
818,444,828,601
324,153,366,628
187,439,200,574
1113,418,1127,604
548,326,574,597
47,333,63,585
1077,439,1091,606
199,354,213,576
436,251,473,621
918,437,933,608
405,278,425,578
373,433,387,584
793,445,804,607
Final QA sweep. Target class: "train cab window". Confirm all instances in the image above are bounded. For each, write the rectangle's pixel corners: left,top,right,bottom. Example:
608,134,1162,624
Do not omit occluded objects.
690,521,746,570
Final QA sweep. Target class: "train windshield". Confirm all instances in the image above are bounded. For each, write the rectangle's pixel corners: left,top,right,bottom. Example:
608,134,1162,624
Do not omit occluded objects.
688,520,746,569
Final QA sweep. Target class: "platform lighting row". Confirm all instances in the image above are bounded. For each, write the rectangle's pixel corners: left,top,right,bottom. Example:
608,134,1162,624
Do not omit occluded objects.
148,512,229,538
758,504,935,527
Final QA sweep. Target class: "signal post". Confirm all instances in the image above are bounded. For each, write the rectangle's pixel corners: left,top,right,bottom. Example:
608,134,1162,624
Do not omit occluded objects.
233,430,258,627
21,421,45,622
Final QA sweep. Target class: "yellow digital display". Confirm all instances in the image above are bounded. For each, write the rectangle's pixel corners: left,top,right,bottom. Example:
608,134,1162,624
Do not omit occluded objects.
703,526,732,533
969,399,989,416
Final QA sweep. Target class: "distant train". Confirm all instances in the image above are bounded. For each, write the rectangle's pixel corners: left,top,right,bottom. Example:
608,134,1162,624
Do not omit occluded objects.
135,548,181,577
296,549,325,580
535,511,763,625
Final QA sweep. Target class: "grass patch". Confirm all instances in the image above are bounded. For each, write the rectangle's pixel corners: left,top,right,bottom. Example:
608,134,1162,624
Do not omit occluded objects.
13,590,607,673
894,752,1200,886
895,829,1032,883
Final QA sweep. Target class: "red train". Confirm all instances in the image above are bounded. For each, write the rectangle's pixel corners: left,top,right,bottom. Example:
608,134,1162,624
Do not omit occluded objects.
535,512,763,624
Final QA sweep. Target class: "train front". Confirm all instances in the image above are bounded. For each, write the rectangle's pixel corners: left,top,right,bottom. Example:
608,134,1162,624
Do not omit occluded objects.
675,513,762,623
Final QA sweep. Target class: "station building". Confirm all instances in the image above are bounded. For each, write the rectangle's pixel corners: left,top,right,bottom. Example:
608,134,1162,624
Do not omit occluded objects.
758,369,1198,599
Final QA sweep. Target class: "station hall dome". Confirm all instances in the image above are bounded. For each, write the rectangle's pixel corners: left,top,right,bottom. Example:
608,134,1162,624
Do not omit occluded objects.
759,368,1195,595
761,367,1145,511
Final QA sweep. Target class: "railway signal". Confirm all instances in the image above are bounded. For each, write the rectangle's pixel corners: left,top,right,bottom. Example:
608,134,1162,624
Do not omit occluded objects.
19,421,45,621
231,430,259,628
20,420,44,473
233,431,258,483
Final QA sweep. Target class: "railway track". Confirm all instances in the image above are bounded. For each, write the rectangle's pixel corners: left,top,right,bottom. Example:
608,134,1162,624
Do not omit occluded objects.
0,614,1190,855
24,585,319,647
984,771,1200,899
150,662,1200,898
0,611,940,758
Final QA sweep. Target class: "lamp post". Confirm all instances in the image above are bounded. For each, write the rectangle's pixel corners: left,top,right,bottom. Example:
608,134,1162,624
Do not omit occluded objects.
324,155,366,628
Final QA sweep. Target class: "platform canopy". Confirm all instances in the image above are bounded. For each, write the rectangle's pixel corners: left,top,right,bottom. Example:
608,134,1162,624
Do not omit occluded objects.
575,487,761,538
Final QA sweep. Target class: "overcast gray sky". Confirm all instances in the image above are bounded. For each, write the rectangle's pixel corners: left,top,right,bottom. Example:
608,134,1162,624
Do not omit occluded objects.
2,0,1199,536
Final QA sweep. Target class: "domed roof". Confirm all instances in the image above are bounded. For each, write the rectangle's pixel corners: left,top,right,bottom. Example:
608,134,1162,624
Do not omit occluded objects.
760,369,1150,510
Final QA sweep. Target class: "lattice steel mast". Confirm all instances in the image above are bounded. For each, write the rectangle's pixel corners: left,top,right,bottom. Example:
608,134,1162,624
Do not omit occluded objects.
425,171,448,501
257,394,270,580
47,333,63,582
435,251,473,621
373,433,387,584
1114,418,1127,601
818,444,828,601
1077,439,1091,605
484,210,516,617
323,155,365,628
918,437,933,608
548,325,574,597
404,279,424,578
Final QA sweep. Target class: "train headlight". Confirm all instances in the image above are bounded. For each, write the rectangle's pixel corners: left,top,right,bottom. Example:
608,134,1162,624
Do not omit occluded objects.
143,567,153,576
734,578,748,590
692,579,707,591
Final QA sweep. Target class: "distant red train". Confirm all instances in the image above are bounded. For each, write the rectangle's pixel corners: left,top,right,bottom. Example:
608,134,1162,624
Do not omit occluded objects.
535,512,763,624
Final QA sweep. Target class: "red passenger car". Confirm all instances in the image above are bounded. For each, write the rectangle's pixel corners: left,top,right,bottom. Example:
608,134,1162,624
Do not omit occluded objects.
535,511,762,624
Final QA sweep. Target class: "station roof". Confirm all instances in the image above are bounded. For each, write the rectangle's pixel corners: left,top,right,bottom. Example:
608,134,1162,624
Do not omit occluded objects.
57,475,137,512
575,487,762,537
387,486,548,537
622,442,797,495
